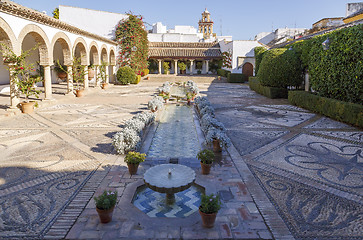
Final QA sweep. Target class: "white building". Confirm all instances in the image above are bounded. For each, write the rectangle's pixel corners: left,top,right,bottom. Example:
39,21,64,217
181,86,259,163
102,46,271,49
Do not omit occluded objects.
255,27,307,46
219,40,264,76
59,5,128,40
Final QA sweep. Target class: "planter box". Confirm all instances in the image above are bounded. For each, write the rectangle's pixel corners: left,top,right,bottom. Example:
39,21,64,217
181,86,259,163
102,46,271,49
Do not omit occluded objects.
249,78,287,99
289,91,363,128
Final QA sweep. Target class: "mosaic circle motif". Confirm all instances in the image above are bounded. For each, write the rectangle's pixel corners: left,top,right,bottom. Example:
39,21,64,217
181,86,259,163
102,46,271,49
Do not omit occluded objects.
132,185,202,218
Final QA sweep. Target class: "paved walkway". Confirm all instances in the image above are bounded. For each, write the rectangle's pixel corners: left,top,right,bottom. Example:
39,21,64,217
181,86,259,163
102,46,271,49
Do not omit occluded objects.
0,77,361,239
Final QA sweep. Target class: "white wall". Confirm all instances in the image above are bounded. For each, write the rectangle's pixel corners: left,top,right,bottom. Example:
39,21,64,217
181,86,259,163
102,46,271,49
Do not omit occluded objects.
148,33,201,42
255,32,275,45
346,3,363,17
59,5,128,40
152,22,167,33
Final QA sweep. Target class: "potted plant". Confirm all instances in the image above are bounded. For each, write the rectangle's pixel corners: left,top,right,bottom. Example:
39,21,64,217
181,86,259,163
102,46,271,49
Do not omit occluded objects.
178,62,187,74
54,60,67,80
94,190,117,223
98,61,109,89
205,127,231,152
1,44,41,113
72,57,86,97
197,149,215,175
199,193,221,228
186,92,193,105
88,64,95,80
148,96,163,112
163,62,170,75
124,151,146,175
161,93,170,103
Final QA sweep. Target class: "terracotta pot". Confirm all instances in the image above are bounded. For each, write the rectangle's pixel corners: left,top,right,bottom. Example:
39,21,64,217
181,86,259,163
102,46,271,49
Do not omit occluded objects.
164,98,168,103
101,83,108,89
218,76,221,80
199,209,217,228
21,101,35,114
151,108,157,113
146,76,150,80
76,89,84,97
200,162,212,175
212,139,222,152
88,68,95,80
127,163,139,175
96,206,115,223
57,72,67,80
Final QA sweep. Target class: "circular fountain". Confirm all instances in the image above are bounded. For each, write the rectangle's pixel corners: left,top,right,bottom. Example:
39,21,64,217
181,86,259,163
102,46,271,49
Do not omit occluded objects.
143,164,195,204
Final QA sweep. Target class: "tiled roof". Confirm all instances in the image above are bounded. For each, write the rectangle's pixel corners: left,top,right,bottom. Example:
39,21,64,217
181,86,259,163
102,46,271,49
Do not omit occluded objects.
148,42,221,58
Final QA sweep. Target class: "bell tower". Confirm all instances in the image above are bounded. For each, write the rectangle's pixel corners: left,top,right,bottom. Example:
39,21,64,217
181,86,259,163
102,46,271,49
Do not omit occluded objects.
198,8,214,38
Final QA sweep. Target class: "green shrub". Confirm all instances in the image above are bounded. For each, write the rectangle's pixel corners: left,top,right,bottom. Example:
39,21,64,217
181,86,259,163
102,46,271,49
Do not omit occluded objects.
249,77,288,99
116,66,137,85
258,48,303,88
307,25,362,104
217,69,231,77
143,69,149,76
288,91,363,128
228,73,248,83
254,46,267,75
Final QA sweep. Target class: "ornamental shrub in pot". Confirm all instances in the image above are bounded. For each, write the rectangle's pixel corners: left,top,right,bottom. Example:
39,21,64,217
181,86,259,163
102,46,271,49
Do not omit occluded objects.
124,151,146,175
197,149,215,175
199,193,221,228
94,190,117,223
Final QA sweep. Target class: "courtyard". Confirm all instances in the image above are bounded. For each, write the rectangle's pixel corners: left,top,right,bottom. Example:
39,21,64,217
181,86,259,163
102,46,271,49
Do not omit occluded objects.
0,77,361,239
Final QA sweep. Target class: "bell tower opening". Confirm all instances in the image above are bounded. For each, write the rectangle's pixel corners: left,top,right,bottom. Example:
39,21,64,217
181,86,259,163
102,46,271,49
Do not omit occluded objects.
198,8,214,39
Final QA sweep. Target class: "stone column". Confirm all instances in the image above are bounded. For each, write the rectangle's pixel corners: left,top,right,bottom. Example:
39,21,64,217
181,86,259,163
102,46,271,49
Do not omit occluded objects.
174,60,178,75
84,66,89,89
105,65,110,83
205,60,209,74
113,65,117,82
7,64,20,109
94,66,99,87
189,60,194,75
158,59,162,74
66,65,74,95
43,65,52,100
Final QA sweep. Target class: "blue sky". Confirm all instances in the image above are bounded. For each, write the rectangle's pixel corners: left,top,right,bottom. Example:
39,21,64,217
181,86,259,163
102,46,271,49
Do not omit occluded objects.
13,0,352,40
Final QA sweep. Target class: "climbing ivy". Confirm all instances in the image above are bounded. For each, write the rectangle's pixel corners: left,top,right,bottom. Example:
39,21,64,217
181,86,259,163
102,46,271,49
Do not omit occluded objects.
115,14,148,75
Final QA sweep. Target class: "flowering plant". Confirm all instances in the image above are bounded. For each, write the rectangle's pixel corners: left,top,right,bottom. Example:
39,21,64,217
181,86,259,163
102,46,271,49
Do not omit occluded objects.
124,151,146,164
94,190,117,210
124,118,145,134
195,96,211,110
132,112,155,125
98,61,108,83
201,114,226,132
1,44,41,102
200,105,215,117
197,149,215,164
71,57,85,90
112,128,141,154
148,96,163,112
205,127,232,148
199,193,221,214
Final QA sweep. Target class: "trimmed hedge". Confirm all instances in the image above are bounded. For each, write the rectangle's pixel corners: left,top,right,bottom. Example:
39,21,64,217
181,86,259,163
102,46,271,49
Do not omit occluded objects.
217,69,231,77
249,77,288,99
116,66,137,85
254,46,267,75
228,73,248,83
258,48,303,88
286,24,363,104
134,75,141,84
289,91,363,128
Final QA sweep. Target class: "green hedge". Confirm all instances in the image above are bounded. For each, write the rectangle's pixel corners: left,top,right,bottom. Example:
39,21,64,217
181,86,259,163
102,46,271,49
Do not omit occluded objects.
258,48,303,88
228,73,248,83
133,75,141,84
217,69,231,77
287,24,363,104
249,77,288,99
116,66,137,85
289,91,363,128
254,46,267,75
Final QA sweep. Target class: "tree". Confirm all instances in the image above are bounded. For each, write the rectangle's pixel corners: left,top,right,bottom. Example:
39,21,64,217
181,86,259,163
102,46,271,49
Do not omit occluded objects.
115,14,148,75
52,8,59,19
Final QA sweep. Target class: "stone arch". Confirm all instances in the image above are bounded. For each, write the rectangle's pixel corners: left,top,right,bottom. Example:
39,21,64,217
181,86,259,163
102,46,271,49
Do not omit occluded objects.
100,44,108,63
0,16,17,53
18,24,51,65
109,47,116,65
50,32,72,65
242,62,254,78
89,41,100,65
73,37,88,65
